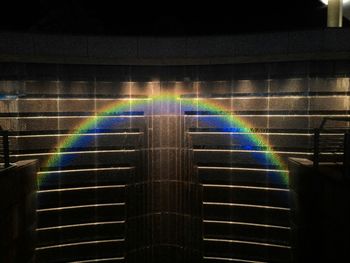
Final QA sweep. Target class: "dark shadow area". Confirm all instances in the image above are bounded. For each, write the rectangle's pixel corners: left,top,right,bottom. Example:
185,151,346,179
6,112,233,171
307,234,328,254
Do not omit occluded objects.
1,0,349,36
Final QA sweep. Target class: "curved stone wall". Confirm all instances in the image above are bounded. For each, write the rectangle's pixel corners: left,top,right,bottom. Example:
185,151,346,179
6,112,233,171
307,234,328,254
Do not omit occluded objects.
0,30,350,263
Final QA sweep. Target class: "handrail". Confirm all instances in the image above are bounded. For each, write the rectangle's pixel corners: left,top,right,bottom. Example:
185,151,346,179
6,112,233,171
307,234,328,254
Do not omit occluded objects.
0,127,10,168
344,133,350,178
319,117,350,130
313,118,350,178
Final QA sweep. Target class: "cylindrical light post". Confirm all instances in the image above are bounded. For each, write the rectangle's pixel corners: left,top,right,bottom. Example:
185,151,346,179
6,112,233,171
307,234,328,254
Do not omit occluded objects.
328,0,343,27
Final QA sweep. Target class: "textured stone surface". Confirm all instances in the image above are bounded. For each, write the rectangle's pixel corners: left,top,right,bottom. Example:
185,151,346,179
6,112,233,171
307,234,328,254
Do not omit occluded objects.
139,37,187,58
88,36,138,58
1,29,350,65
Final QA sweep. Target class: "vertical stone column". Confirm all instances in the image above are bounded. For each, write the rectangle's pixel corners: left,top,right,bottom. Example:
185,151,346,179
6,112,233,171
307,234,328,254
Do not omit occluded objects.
0,160,38,263
126,91,202,263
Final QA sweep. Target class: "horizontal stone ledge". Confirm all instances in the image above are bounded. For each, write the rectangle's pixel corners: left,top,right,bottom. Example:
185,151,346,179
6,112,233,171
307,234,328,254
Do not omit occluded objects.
0,29,350,65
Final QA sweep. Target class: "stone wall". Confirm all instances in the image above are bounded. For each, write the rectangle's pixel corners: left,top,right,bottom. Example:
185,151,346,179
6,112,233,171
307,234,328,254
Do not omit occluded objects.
0,60,349,262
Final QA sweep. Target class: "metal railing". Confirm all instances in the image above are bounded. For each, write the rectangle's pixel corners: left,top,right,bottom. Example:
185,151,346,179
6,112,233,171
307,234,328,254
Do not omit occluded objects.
0,127,10,168
313,117,350,177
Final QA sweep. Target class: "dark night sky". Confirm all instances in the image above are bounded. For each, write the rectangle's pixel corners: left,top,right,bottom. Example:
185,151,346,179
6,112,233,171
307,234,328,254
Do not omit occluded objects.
0,0,348,36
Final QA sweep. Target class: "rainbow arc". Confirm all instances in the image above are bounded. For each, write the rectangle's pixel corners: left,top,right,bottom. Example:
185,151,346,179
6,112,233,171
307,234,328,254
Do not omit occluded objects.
39,94,288,186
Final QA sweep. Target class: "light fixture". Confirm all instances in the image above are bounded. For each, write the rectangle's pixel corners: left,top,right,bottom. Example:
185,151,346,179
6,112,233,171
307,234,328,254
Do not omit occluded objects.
320,0,350,27
320,0,350,4
320,0,347,27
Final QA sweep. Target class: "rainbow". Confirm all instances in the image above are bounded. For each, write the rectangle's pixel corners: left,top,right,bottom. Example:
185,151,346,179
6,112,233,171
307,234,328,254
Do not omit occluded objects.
38,94,288,186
